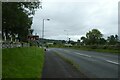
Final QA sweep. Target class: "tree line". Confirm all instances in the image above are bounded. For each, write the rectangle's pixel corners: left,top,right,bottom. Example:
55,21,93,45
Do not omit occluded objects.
2,2,40,42
78,29,119,46
48,29,119,48
69,29,119,50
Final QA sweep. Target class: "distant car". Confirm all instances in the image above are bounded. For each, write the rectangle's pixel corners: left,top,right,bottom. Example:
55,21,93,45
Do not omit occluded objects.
64,43,73,47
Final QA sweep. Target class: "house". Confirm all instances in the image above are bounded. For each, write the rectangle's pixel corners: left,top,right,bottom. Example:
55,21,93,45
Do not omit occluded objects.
27,35,39,41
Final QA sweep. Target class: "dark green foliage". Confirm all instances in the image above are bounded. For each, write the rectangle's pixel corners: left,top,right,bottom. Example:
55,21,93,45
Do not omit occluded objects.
80,29,119,46
62,40,66,44
78,29,120,52
2,2,40,41
99,38,106,45
86,29,102,45
81,29,103,45
107,35,118,45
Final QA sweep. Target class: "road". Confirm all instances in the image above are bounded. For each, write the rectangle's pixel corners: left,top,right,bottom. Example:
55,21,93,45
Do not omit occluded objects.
42,48,119,78
42,49,87,78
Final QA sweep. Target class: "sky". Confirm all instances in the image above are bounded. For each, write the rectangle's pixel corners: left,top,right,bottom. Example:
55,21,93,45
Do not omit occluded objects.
32,0,120,41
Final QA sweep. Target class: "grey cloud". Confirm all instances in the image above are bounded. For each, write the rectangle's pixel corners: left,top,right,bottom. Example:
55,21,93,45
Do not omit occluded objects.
32,0,119,41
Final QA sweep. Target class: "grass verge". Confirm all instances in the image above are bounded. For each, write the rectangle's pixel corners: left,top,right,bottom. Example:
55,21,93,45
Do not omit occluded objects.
2,47,44,78
53,51,80,71
70,47,120,54
49,45,120,54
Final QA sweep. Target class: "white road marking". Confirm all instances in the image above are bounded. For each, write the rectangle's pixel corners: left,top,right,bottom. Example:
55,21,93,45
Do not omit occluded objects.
59,49,119,65
75,52,92,58
106,60,119,65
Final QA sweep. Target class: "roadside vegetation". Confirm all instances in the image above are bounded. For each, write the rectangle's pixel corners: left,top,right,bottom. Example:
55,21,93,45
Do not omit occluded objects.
53,51,88,78
53,51,80,71
47,29,120,54
71,46,120,54
49,45,120,54
2,2,40,42
2,47,44,78
74,29,120,54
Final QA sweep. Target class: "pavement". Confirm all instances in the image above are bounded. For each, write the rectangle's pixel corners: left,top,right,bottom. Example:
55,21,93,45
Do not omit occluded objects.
42,48,119,78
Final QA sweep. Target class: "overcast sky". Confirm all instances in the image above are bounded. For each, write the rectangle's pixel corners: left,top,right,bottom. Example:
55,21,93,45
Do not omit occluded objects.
32,0,120,41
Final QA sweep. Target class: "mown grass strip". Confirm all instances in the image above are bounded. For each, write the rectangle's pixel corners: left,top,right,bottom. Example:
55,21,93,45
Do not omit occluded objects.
2,47,44,78
53,51,80,71
49,45,120,54
70,47,120,54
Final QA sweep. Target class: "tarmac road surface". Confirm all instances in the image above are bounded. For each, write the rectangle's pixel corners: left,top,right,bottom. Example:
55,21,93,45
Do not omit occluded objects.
42,48,119,78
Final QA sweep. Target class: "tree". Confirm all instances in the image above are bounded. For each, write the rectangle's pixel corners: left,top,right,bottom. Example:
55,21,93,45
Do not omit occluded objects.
86,29,102,45
62,40,66,44
29,29,34,35
81,36,87,45
107,35,118,45
77,39,81,46
68,38,71,44
99,38,106,45
2,2,40,41
115,35,118,42
77,39,80,43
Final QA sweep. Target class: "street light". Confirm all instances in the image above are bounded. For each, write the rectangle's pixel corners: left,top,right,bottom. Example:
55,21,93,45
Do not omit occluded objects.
42,19,50,39
42,18,50,47
64,30,68,43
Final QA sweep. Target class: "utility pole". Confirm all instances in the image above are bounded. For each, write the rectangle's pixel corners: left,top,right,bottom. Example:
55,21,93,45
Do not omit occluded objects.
64,30,68,43
42,19,50,47
42,19,45,39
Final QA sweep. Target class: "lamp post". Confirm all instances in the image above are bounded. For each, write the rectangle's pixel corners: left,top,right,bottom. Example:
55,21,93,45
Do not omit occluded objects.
42,19,50,39
64,30,68,43
42,19,50,47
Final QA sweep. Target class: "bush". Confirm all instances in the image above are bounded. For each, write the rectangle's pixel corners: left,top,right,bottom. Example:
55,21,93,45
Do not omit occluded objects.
89,45,98,49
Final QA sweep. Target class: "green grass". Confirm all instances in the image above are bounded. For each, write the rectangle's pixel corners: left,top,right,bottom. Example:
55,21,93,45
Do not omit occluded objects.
0,48,2,78
49,45,120,54
70,47,120,54
2,47,45,78
53,51,80,71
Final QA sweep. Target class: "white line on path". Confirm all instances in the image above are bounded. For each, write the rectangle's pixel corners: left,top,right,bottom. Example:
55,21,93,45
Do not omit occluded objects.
105,60,119,65
75,52,92,58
